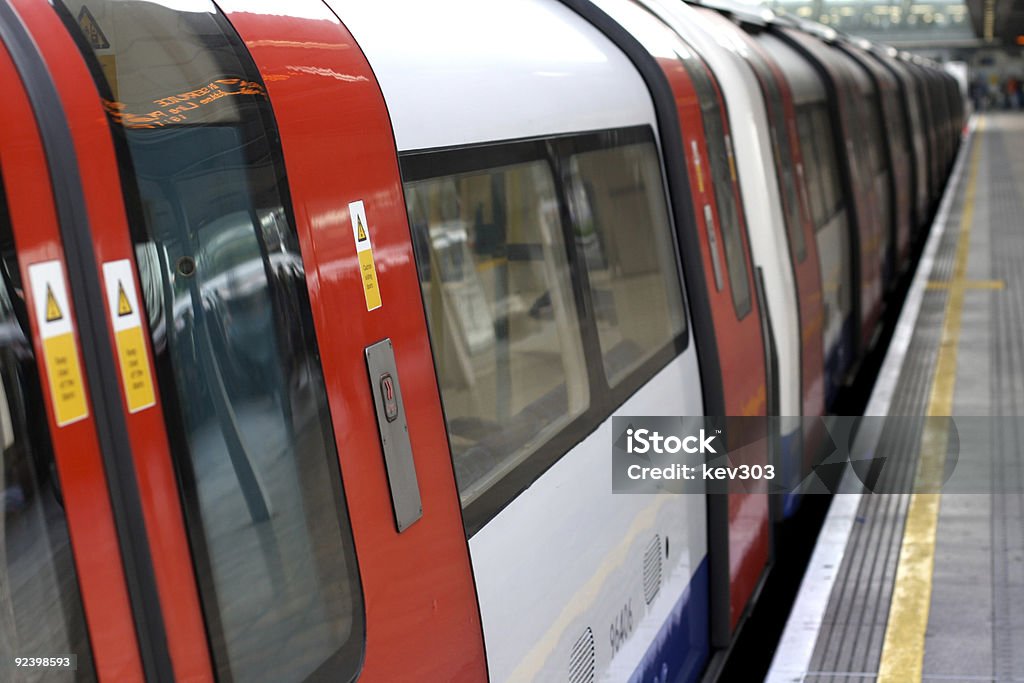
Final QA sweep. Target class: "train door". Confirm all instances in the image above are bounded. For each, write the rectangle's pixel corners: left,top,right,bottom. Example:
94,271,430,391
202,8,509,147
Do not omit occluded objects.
38,0,488,680
599,0,771,642
672,45,771,639
0,4,158,678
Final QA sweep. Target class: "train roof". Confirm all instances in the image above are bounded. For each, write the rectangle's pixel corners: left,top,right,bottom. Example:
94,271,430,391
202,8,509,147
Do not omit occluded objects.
685,0,777,26
327,0,657,152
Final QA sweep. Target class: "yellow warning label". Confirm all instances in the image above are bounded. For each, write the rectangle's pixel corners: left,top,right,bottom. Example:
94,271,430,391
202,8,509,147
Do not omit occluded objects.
30,261,89,427
117,282,132,316
725,135,737,182
45,285,63,322
691,141,705,194
358,249,382,311
349,200,382,311
77,6,110,50
43,332,89,427
103,261,156,413
115,326,156,412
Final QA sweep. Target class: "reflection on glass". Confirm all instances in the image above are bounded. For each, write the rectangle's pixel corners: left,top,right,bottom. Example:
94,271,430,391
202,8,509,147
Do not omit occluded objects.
53,1,363,681
798,110,827,227
743,47,808,262
0,182,96,681
675,51,753,318
405,162,588,505
565,143,687,385
813,106,848,223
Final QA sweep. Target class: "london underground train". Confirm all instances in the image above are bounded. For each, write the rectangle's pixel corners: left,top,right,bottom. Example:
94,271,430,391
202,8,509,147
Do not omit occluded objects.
0,0,962,681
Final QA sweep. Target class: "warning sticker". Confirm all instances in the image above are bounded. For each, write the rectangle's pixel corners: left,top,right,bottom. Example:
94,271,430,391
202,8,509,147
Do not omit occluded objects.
77,6,110,49
27,261,89,427
691,140,705,193
77,6,118,98
102,260,156,413
349,200,382,311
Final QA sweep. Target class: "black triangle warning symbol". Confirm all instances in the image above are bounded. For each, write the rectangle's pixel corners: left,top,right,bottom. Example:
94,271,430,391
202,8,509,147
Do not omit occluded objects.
117,282,132,317
357,216,368,242
45,285,63,323
77,6,110,50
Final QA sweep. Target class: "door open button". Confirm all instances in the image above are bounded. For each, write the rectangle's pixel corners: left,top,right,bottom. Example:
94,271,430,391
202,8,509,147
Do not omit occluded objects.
380,373,398,422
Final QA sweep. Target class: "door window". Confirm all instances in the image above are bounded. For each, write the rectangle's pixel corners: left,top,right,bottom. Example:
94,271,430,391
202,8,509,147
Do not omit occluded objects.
564,142,686,386
404,160,588,507
0,178,96,680
54,2,365,681
676,49,752,318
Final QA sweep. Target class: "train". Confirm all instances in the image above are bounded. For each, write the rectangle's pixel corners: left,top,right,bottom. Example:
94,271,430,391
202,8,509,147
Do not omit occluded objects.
0,0,963,681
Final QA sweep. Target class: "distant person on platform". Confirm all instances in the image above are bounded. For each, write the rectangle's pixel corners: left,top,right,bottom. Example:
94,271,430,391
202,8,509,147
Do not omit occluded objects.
970,77,986,111
1005,76,1020,110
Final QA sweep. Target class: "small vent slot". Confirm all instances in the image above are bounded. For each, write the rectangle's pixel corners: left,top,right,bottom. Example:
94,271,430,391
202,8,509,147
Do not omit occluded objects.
643,534,662,605
569,627,595,683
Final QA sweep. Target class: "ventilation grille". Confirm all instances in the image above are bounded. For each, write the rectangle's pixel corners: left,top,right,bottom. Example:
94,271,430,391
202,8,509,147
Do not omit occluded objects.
569,627,595,683
643,534,663,605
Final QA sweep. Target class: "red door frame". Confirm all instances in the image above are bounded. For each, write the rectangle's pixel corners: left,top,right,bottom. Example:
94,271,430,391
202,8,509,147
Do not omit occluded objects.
695,56,771,633
219,2,487,679
13,0,225,677
0,17,146,680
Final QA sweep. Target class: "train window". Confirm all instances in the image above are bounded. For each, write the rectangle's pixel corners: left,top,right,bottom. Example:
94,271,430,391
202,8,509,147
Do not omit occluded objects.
54,2,365,681
402,128,686,528
866,94,887,174
564,141,686,386
404,157,588,507
884,92,908,163
677,52,752,319
796,109,826,229
0,178,97,681
811,106,842,221
742,49,807,263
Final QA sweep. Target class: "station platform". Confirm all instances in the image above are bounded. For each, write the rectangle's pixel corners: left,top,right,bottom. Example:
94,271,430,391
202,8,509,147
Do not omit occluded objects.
767,112,1024,683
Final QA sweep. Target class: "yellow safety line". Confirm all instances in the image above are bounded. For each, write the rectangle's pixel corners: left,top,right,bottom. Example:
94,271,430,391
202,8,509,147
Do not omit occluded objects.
877,116,986,683
926,279,1005,290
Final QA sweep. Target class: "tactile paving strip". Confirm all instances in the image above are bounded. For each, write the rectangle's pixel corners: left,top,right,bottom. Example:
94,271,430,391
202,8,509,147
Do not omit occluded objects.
988,115,1024,682
801,127,974,683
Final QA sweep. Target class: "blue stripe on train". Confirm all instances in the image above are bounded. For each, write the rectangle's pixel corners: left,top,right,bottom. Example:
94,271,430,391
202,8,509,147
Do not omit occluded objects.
824,315,855,410
780,428,802,519
627,557,709,683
